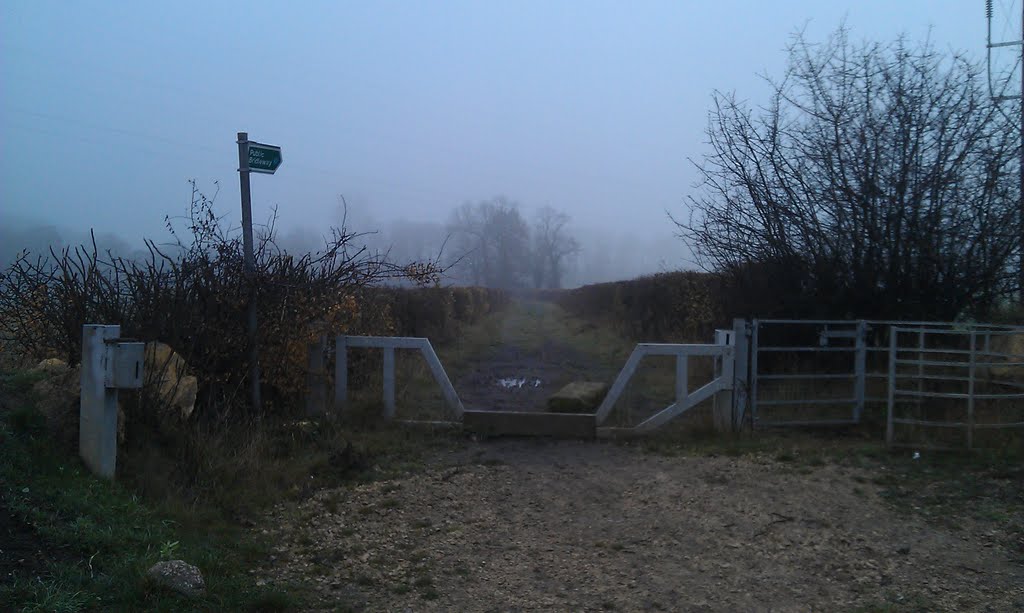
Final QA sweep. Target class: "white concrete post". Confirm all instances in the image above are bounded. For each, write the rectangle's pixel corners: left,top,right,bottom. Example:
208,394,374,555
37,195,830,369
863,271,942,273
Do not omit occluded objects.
731,318,749,431
968,330,976,450
886,328,898,447
306,335,327,416
382,347,396,418
80,324,120,480
853,320,867,422
675,353,689,409
334,336,348,412
712,328,735,433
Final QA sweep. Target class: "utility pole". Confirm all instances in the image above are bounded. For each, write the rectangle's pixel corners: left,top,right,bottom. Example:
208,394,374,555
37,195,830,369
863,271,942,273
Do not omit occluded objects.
986,0,1024,299
237,132,262,414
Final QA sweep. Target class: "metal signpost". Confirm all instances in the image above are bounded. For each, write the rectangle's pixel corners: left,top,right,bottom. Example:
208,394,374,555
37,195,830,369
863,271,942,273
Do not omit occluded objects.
236,132,283,414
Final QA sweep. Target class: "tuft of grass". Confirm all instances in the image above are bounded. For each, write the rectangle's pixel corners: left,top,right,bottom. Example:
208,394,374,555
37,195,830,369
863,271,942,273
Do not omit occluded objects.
0,368,48,394
7,404,47,436
354,574,377,587
409,550,428,563
806,455,826,467
246,589,296,612
9,576,90,613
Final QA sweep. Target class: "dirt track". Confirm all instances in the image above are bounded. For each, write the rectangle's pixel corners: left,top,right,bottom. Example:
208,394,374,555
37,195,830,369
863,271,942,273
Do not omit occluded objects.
450,300,620,414
260,439,1024,612
454,341,606,412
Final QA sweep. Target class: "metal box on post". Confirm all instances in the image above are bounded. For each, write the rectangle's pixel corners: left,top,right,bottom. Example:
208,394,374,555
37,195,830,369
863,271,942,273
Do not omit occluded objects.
104,340,145,389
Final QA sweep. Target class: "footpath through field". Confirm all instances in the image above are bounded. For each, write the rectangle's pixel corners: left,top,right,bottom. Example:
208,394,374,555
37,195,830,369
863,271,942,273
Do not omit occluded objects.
260,299,1024,611
446,299,625,413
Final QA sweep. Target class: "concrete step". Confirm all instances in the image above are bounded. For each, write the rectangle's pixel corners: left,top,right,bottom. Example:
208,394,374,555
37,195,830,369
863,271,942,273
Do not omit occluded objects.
462,410,596,439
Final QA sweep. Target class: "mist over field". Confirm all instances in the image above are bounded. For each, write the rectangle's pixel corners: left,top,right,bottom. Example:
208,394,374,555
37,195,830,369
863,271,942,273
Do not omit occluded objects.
1,1,992,288
0,208,685,288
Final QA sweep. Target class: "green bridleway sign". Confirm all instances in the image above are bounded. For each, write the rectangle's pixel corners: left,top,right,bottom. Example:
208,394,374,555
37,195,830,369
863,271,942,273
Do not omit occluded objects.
246,141,282,174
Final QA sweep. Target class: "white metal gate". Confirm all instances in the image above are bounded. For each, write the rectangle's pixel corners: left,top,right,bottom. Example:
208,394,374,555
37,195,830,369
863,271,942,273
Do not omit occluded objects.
748,319,869,427
886,326,1024,450
741,319,1024,446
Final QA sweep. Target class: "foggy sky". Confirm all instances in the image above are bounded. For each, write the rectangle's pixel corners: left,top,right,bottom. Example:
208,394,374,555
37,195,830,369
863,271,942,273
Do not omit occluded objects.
0,1,1008,283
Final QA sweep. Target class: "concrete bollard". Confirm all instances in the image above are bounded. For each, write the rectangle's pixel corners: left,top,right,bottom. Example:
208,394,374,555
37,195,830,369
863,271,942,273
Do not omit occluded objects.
305,335,328,416
80,324,144,480
711,326,737,433
80,325,120,479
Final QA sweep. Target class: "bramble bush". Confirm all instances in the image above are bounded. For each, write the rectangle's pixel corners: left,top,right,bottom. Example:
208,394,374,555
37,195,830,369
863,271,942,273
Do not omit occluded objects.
379,285,507,343
0,183,501,424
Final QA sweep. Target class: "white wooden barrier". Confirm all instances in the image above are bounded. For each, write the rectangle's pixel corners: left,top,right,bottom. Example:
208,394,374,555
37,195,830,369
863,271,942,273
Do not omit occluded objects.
594,336,734,432
335,336,464,419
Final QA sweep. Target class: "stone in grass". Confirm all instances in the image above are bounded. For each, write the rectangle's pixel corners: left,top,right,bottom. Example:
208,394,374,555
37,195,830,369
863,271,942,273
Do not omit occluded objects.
547,381,609,413
147,560,206,597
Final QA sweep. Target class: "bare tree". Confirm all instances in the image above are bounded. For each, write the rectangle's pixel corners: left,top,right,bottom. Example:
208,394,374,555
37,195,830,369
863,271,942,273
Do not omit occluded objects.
531,206,580,289
447,197,531,289
676,27,1021,319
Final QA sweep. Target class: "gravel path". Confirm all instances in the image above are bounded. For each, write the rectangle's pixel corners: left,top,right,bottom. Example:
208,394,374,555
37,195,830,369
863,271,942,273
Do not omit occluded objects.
259,439,1024,612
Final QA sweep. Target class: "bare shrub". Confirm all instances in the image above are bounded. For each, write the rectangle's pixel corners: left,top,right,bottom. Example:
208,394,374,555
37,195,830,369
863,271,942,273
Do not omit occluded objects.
676,27,1021,319
0,182,440,422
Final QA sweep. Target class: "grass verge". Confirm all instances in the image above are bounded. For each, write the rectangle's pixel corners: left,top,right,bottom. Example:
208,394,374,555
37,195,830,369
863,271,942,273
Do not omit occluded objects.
0,407,299,612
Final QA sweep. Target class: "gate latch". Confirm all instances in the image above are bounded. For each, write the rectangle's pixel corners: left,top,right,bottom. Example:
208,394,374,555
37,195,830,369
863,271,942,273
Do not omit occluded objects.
819,327,857,347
